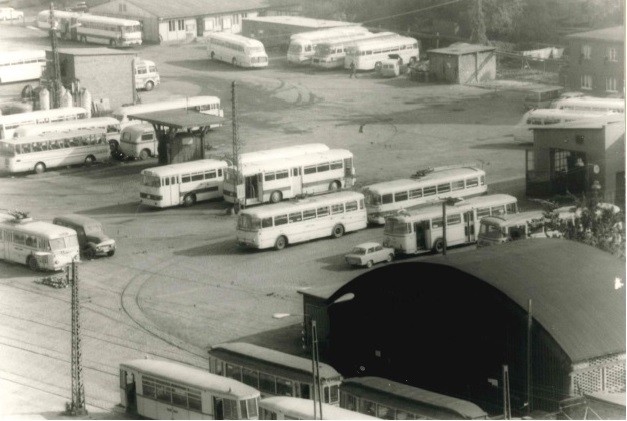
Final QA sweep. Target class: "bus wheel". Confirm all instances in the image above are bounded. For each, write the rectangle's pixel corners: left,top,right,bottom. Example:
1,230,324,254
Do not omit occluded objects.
270,191,282,203
84,248,96,260
331,224,345,238
84,155,95,166
109,140,119,152
433,238,444,254
27,256,39,271
139,149,150,160
366,260,374,268
329,181,340,191
110,39,118,47
274,236,287,250
183,193,196,207
144,81,154,91
34,162,46,174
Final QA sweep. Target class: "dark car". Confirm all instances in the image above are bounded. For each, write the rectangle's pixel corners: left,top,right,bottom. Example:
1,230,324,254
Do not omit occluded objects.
52,214,115,259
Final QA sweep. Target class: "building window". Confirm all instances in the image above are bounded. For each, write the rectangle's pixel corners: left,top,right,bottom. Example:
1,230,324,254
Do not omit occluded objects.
119,3,126,12
168,20,175,32
606,77,617,92
581,44,592,60
553,149,570,173
177,19,184,31
581,74,592,90
607,47,617,62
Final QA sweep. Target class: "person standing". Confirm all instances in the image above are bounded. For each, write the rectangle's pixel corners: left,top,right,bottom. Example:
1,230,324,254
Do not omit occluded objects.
349,61,357,78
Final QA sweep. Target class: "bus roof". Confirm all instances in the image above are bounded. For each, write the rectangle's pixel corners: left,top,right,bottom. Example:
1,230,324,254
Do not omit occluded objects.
239,191,364,219
391,194,517,222
348,35,418,50
341,377,488,419
14,117,119,137
290,25,369,42
0,217,77,239
53,214,102,227
38,9,80,18
120,359,260,398
241,149,352,174
0,107,88,125
316,32,397,49
207,32,265,48
480,210,545,227
244,16,359,29
140,159,228,177
208,342,342,381
238,143,330,165
259,396,379,420
77,14,141,26
0,50,45,63
363,167,484,193
3,128,105,144
113,96,221,117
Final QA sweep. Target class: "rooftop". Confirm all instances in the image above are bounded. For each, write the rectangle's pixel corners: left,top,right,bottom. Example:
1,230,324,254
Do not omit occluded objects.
128,109,225,128
565,26,625,42
428,42,496,55
92,0,272,20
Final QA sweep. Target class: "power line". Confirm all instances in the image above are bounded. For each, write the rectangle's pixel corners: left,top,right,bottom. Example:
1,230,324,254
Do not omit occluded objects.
361,0,469,25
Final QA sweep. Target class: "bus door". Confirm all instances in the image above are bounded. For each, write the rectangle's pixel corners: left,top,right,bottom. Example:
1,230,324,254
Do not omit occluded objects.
464,211,475,242
213,397,224,420
70,17,79,41
120,369,137,413
0,230,6,260
244,175,260,205
344,157,354,187
167,176,178,206
414,221,428,251
291,167,302,196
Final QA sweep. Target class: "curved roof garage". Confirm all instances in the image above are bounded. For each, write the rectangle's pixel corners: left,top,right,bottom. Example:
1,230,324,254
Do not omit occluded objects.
325,239,625,415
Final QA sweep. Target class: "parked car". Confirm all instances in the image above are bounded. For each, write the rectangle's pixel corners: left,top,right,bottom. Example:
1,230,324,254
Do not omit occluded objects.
0,7,23,21
345,242,394,268
52,214,116,259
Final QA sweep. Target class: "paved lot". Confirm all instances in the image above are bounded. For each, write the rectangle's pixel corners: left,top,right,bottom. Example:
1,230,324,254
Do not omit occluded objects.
0,21,543,418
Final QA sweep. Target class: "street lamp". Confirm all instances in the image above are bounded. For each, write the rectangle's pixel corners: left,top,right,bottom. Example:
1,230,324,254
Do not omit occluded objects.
441,197,463,255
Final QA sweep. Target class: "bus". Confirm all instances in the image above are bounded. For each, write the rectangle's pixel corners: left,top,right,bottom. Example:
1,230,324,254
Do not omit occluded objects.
340,377,488,420
208,342,343,405
0,128,110,174
206,32,268,68
236,191,367,250
287,25,370,64
13,117,121,150
311,32,399,69
382,194,518,254
120,359,260,420
549,96,624,113
36,9,79,32
259,396,379,420
237,143,330,166
0,50,46,84
362,166,487,225
512,108,612,143
112,96,223,127
344,35,419,71
139,159,229,208
0,211,79,271
224,149,355,207
0,107,89,140
134,58,160,91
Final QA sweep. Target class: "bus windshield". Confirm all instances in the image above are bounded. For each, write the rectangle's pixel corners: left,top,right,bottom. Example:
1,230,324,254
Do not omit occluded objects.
384,219,410,234
237,214,260,230
0,142,15,156
84,223,103,236
248,46,265,54
142,174,160,188
288,43,303,54
50,235,79,251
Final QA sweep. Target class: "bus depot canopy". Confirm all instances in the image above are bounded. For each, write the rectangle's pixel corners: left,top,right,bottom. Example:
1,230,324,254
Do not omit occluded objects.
127,109,225,129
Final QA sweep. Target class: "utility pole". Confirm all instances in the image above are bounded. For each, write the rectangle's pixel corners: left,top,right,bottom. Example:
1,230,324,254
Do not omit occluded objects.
442,201,447,255
49,2,62,109
526,299,533,415
65,259,87,416
503,365,511,420
231,81,243,213
311,321,323,420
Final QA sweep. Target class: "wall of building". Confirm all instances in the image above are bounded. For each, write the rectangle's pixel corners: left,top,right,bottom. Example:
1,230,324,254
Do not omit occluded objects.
458,51,496,84
427,54,458,83
566,37,624,97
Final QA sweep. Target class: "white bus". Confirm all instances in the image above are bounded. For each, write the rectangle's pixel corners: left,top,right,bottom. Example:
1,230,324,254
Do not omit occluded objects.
311,32,399,69
344,35,419,71
0,212,79,271
382,194,519,254
512,108,612,143
140,159,229,208
224,149,355,207
120,359,260,420
550,96,624,113
0,50,46,84
134,58,160,91
36,10,79,32
112,96,223,127
206,32,268,68
237,143,330,166
13,117,121,150
0,128,110,174
0,107,89,140
362,166,487,225
287,25,370,65
260,397,379,420
236,191,367,250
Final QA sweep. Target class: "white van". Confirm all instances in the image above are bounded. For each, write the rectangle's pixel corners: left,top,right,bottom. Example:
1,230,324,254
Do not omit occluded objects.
377,58,401,77
119,123,157,159
134,59,160,91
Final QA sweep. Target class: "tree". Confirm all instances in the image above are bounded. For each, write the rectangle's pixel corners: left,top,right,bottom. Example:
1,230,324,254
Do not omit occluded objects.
469,0,488,44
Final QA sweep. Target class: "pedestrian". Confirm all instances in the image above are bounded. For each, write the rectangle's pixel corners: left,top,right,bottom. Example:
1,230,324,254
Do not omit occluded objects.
349,61,356,79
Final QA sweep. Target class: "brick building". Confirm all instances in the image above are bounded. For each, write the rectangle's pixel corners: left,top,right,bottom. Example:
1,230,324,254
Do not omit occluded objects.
564,26,625,97
427,43,496,84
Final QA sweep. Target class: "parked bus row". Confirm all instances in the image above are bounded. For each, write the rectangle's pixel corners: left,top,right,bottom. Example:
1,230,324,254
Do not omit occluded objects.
118,343,488,419
0,50,46,85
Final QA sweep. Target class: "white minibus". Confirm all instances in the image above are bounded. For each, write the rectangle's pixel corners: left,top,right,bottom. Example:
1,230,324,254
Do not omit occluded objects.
206,32,268,68
477,210,551,248
119,123,156,159
311,32,399,69
0,50,46,84
0,107,89,139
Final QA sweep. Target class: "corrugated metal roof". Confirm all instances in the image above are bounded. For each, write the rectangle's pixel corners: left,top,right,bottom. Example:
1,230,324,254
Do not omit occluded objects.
128,109,225,128
565,26,625,42
113,0,271,19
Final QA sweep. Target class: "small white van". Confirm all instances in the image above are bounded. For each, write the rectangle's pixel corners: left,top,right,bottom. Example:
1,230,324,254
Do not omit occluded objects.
134,59,160,91
119,123,157,159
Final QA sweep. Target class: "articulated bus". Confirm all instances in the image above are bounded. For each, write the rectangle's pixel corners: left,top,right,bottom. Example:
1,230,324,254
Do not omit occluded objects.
512,109,612,143
340,377,488,420
0,128,110,174
13,117,121,149
120,359,260,420
0,107,89,140
344,35,419,71
311,32,399,69
224,149,355,207
208,342,343,405
112,96,223,127
206,32,268,68
0,212,79,271
287,25,370,64
139,159,229,208
0,50,46,84
236,191,367,250
550,96,624,113
260,397,379,420
362,166,487,224
383,194,518,254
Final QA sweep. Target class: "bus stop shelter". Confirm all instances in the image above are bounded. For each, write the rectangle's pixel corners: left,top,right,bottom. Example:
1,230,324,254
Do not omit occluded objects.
128,109,225,165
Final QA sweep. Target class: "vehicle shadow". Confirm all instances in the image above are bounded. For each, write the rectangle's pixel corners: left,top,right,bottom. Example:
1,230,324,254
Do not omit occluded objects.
166,59,248,73
316,253,362,272
173,238,242,257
